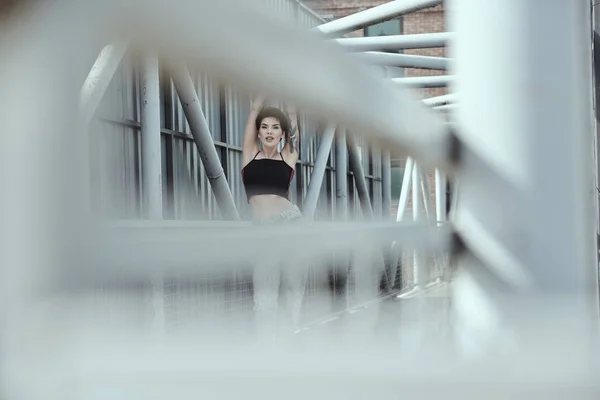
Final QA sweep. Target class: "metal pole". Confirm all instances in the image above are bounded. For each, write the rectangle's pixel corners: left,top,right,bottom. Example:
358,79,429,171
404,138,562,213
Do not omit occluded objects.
79,43,128,128
304,122,337,220
335,129,349,221
434,169,447,224
449,0,597,355
140,54,163,219
433,104,456,111
422,93,456,107
382,150,392,220
396,157,413,222
412,161,423,288
346,133,374,219
393,75,453,89
334,127,349,301
139,53,164,332
419,168,434,220
317,0,443,36
354,52,449,70
170,65,240,221
78,43,128,211
593,0,600,282
335,32,450,51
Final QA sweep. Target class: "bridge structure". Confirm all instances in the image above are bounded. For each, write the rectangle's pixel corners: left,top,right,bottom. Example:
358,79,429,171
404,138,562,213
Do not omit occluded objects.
0,0,599,398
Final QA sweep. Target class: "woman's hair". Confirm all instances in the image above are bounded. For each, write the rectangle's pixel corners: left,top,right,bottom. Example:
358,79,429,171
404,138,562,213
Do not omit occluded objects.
255,107,290,134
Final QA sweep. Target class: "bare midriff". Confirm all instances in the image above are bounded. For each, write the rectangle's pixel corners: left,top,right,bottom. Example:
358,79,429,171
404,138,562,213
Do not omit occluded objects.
249,194,294,219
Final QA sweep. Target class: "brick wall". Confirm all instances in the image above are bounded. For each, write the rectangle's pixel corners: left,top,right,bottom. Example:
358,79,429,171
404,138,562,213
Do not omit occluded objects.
304,1,447,98
403,4,446,98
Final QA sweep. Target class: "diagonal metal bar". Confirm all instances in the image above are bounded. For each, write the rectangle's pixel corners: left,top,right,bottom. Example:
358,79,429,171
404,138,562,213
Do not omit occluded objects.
353,51,449,70
303,122,337,220
79,42,128,128
393,75,454,88
346,133,374,219
336,32,450,51
169,64,240,220
422,93,456,106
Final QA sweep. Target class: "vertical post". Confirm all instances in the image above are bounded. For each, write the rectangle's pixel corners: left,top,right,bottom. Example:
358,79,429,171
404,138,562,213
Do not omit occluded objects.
412,162,423,288
303,122,337,220
593,1,600,284
434,169,447,224
382,150,392,220
346,132,374,219
334,128,350,306
335,129,348,221
449,0,597,356
140,53,164,331
419,168,434,220
170,65,240,220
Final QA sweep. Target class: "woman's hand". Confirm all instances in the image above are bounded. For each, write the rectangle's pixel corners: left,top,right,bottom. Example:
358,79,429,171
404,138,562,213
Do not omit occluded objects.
251,94,266,112
286,103,297,117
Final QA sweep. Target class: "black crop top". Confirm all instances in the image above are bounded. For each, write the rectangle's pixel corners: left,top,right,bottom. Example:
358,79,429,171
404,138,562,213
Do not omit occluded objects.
241,152,295,202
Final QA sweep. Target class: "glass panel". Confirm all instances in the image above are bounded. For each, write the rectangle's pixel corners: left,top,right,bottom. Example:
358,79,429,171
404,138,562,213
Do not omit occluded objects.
365,19,401,37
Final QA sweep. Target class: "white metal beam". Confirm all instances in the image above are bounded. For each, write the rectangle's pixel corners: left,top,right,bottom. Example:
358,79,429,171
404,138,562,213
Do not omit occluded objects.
449,0,598,356
393,75,453,88
303,122,337,220
79,43,128,128
336,32,450,51
354,51,449,70
74,221,453,279
422,93,456,106
170,65,240,220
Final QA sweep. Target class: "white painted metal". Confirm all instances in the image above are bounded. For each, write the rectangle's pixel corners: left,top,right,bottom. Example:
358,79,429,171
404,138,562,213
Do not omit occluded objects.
4,0,600,395
422,93,456,106
449,0,598,356
393,75,453,88
79,43,128,128
304,122,337,219
395,157,414,222
412,161,423,288
354,51,449,70
434,168,447,223
335,128,349,220
140,53,164,332
335,32,450,50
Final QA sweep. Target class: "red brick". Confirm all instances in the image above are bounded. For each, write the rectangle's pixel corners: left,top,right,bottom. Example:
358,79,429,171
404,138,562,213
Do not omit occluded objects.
304,0,447,98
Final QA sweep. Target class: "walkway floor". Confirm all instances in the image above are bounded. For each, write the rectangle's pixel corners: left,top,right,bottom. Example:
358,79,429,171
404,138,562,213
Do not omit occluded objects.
295,281,455,351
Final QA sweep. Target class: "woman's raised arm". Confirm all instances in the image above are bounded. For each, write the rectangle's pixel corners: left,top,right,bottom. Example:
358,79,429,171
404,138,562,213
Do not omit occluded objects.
282,104,300,166
242,94,265,165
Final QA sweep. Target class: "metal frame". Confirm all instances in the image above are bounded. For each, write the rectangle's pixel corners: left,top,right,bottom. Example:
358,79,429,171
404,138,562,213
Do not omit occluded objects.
448,0,598,355
2,0,600,396
353,51,449,70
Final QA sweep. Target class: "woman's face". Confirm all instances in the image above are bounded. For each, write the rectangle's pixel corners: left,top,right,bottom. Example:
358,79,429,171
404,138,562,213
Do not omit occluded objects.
258,116,285,150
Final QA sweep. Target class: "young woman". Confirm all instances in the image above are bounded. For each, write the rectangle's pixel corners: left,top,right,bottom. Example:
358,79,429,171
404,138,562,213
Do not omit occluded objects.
241,94,305,336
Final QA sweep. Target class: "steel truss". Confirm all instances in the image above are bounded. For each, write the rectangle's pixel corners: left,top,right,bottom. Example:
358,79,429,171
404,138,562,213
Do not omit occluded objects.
1,0,599,398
